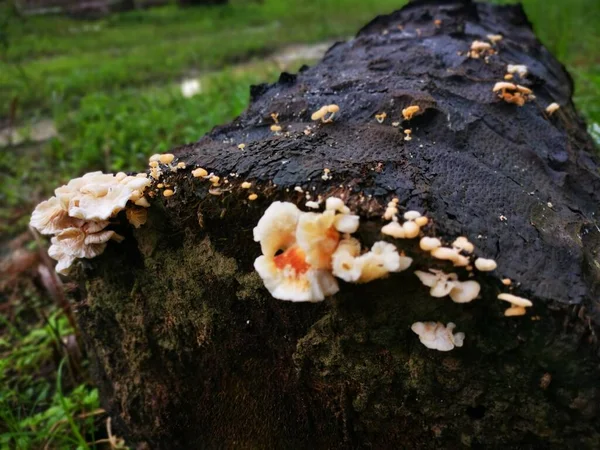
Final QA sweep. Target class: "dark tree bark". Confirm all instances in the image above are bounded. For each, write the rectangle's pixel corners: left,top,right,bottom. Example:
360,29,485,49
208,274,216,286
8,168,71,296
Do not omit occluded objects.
74,1,600,448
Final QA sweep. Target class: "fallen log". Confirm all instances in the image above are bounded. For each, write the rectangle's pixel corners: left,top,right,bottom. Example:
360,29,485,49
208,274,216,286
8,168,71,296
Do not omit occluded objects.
53,0,600,447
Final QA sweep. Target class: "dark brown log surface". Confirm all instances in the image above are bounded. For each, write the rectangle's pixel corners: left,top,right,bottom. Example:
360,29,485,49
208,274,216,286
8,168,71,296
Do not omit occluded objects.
75,1,600,448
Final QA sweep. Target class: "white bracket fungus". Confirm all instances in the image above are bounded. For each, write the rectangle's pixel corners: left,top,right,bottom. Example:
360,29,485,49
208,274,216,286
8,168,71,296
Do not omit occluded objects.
411,321,465,351
31,171,151,274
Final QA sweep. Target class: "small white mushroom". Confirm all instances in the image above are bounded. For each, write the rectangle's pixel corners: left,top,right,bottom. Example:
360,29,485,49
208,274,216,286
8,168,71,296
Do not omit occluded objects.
411,321,465,351
452,236,474,254
403,210,422,220
498,293,532,316
381,221,405,238
507,64,528,77
334,214,360,234
498,293,532,307
546,102,560,115
192,168,208,178
474,257,497,271
415,269,480,303
431,247,469,266
419,237,442,251
325,197,350,214
402,220,420,238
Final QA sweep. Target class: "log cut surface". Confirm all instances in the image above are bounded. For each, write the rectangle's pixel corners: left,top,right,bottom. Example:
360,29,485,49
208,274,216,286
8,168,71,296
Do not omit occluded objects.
75,0,600,448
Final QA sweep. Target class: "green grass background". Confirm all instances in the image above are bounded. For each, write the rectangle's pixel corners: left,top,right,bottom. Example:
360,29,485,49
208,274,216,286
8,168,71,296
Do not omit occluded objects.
0,0,598,448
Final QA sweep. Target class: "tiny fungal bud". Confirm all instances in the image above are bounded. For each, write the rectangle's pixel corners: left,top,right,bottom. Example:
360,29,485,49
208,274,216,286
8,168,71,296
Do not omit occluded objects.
159,154,175,164
149,154,161,162
177,162,186,169
248,193,258,201
474,257,497,271
375,112,387,123
487,34,503,43
238,143,246,150
414,216,428,227
192,168,208,178
271,125,282,132
402,105,420,120
163,189,174,197
507,64,528,77
502,278,512,286
452,236,474,254
546,103,560,115
241,181,252,189
149,161,159,168
402,221,421,238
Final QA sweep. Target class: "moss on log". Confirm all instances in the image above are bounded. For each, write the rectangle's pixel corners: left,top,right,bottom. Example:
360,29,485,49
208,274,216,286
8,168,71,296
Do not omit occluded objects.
74,0,600,448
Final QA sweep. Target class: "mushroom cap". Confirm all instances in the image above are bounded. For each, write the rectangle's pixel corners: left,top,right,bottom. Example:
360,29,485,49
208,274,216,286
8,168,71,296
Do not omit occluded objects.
498,293,533,307
493,81,517,92
334,214,360,234
474,257,497,271
504,305,527,316
471,40,492,50
296,210,340,269
30,197,83,235
449,280,481,303
381,221,406,238
419,237,442,251
452,236,474,254
311,106,329,121
402,221,420,238
253,201,301,257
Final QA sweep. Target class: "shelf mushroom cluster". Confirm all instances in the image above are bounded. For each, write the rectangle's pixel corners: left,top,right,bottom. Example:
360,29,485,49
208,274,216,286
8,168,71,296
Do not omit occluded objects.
30,171,152,274
252,197,412,302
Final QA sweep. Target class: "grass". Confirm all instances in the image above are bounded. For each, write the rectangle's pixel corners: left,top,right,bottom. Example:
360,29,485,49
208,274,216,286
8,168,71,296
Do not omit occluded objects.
0,0,407,117
0,0,598,447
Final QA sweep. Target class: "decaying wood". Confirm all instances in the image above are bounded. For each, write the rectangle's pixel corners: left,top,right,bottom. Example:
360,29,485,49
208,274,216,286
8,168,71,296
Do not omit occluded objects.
74,0,600,448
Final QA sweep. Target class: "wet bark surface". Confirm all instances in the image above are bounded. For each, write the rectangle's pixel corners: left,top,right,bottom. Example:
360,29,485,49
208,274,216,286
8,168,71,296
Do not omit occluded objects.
75,0,600,448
